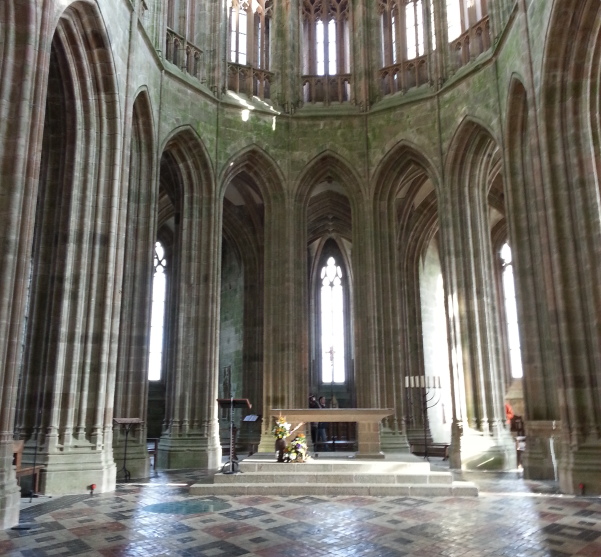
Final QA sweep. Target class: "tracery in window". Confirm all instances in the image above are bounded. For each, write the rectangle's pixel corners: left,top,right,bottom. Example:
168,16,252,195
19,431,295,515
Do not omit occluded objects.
228,0,272,68
380,0,433,65
405,0,424,59
378,0,434,95
500,243,523,379
228,0,273,99
302,0,351,103
320,256,346,383
446,0,488,41
303,0,349,76
148,241,167,381
165,0,203,80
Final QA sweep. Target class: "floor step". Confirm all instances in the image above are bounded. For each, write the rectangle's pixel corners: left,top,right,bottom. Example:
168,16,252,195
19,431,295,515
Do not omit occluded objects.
238,461,432,474
213,471,453,485
192,453,479,497
190,481,479,497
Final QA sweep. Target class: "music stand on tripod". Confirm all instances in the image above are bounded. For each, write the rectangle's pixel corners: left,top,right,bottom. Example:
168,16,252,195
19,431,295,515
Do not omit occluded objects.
217,398,251,474
113,418,142,481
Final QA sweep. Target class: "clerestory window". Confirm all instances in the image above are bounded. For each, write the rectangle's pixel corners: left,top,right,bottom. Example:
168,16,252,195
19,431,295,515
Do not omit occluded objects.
380,0,437,64
446,0,488,41
229,0,272,69
302,0,350,76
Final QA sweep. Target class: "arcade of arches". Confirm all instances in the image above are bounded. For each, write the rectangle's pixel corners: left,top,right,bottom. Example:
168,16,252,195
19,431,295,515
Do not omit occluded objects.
1,0,600,529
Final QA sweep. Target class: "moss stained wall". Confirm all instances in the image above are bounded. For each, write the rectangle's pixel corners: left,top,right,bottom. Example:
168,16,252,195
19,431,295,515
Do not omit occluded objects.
219,241,244,399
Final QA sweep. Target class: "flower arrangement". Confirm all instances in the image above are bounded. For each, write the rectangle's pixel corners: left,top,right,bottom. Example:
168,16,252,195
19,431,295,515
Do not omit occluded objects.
284,433,308,463
272,416,291,439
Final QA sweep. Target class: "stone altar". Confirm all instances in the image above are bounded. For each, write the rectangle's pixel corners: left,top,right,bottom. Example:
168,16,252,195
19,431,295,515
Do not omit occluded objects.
271,408,394,459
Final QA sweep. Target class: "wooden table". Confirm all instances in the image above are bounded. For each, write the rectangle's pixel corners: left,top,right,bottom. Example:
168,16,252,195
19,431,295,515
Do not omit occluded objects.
271,408,394,459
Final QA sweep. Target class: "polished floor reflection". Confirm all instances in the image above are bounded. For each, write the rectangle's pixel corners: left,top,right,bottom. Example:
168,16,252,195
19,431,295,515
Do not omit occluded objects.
1,464,600,556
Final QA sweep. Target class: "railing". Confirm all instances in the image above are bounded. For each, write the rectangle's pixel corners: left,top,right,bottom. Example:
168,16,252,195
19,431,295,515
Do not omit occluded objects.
301,74,352,105
379,54,429,97
227,63,274,101
451,15,491,71
165,28,203,82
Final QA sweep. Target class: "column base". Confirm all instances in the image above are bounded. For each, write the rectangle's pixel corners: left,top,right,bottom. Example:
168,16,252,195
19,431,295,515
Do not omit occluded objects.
380,427,411,453
36,449,117,495
522,420,559,481
0,442,21,528
157,434,221,470
113,442,151,481
451,424,516,471
558,441,601,496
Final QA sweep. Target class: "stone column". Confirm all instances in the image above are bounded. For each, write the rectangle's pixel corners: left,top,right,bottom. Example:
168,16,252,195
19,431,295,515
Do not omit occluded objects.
157,138,221,470
0,0,49,531
372,169,411,451
257,191,297,452
272,0,301,112
13,1,125,496
113,92,158,481
504,72,562,482
535,0,601,494
440,128,515,471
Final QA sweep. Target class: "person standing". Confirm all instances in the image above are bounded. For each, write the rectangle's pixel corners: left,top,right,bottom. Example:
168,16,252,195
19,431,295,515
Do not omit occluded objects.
317,396,329,448
309,395,319,444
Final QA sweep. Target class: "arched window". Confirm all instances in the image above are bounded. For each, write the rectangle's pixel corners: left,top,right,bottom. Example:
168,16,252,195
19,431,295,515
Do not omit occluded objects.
229,0,272,68
446,0,488,41
320,256,346,383
302,0,351,103
380,0,435,65
148,241,167,381
405,0,424,59
500,243,523,379
302,0,349,76
378,0,434,95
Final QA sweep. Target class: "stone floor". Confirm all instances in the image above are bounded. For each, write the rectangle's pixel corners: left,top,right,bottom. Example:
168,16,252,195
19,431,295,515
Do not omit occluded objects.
1,458,600,556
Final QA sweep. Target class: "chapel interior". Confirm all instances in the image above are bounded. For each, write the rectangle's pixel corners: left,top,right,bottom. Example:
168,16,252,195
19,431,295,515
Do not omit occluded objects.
1,0,601,532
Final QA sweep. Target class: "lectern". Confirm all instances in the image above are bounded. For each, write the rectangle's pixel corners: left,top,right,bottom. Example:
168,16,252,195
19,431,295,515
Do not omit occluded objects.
217,398,251,474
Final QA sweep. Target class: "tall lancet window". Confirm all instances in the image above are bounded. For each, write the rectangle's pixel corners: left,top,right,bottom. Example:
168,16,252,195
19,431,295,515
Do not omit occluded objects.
405,0,424,59
229,0,272,68
320,256,346,383
302,0,349,76
500,243,523,379
148,241,167,381
302,0,351,103
446,0,488,40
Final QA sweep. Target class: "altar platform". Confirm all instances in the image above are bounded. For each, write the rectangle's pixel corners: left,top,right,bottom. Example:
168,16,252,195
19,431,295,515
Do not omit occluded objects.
189,452,479,497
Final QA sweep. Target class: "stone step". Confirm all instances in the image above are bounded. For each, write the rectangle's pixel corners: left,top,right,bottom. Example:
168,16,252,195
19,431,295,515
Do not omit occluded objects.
190,481,479,497
213,471,453,485
237,460,432,474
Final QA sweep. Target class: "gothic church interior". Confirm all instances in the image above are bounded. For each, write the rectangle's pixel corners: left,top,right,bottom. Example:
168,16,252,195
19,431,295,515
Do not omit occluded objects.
1,0,600,531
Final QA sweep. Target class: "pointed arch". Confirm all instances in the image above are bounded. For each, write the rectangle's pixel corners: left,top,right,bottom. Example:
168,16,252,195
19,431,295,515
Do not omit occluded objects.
217,146,284,440
219,144,286,205
371,140,442,440
294,149,365,208
440,116,515,470
160,125,215,200
445,117,500,198
373,140,441,201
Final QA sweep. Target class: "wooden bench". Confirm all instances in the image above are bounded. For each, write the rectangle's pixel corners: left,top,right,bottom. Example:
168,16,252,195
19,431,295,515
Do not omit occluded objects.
13,440,44,494
410,442,449,460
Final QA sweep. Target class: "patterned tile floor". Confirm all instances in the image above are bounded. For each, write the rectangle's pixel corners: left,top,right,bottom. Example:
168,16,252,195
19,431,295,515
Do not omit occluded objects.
2,462,601,556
